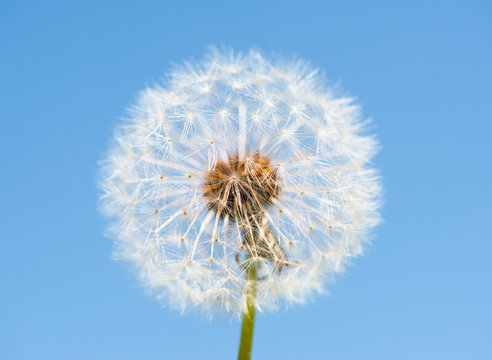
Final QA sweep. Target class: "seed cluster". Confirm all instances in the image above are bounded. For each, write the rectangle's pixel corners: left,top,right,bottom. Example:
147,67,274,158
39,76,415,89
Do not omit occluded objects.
203,152,280,220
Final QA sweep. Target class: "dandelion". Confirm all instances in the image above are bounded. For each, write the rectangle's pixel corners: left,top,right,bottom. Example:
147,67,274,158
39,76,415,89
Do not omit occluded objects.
99,48,381,359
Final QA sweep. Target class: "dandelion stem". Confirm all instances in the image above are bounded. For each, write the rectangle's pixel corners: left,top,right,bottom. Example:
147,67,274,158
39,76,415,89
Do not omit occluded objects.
237,261,258,360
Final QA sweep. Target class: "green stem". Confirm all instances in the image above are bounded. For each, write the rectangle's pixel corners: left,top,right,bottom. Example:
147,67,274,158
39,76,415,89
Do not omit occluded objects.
237,263,258,360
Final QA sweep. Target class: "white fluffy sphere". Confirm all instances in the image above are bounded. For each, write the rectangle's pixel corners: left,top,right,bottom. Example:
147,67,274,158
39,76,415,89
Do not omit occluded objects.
99,48,381,316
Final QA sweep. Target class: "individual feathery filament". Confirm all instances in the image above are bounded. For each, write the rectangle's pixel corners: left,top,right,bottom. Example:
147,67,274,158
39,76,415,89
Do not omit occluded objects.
99,48,381,316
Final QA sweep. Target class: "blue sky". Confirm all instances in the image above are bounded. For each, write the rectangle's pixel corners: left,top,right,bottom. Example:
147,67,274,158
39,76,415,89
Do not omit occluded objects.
1,1,491,359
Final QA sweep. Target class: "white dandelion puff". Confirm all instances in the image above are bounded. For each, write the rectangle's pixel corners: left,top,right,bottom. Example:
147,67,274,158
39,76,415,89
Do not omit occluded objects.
99,48,381,317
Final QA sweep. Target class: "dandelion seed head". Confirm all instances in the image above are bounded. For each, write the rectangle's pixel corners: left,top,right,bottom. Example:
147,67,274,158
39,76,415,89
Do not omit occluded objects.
99,48,381,316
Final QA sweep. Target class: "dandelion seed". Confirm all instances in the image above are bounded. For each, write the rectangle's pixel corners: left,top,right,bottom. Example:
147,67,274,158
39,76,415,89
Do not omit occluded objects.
99,48,381,321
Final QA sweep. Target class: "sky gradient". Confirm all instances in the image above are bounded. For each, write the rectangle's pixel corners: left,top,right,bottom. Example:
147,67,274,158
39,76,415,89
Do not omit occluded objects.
1,1,491,359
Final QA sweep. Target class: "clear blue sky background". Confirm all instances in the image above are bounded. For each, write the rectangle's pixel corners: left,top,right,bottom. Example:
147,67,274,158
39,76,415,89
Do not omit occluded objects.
1,1,491,359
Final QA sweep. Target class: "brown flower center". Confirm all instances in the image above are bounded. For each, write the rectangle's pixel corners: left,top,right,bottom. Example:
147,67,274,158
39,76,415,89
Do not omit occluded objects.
203,152,280,220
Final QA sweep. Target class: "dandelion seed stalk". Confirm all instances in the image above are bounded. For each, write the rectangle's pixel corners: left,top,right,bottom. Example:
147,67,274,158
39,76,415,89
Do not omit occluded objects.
238,258,258,360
